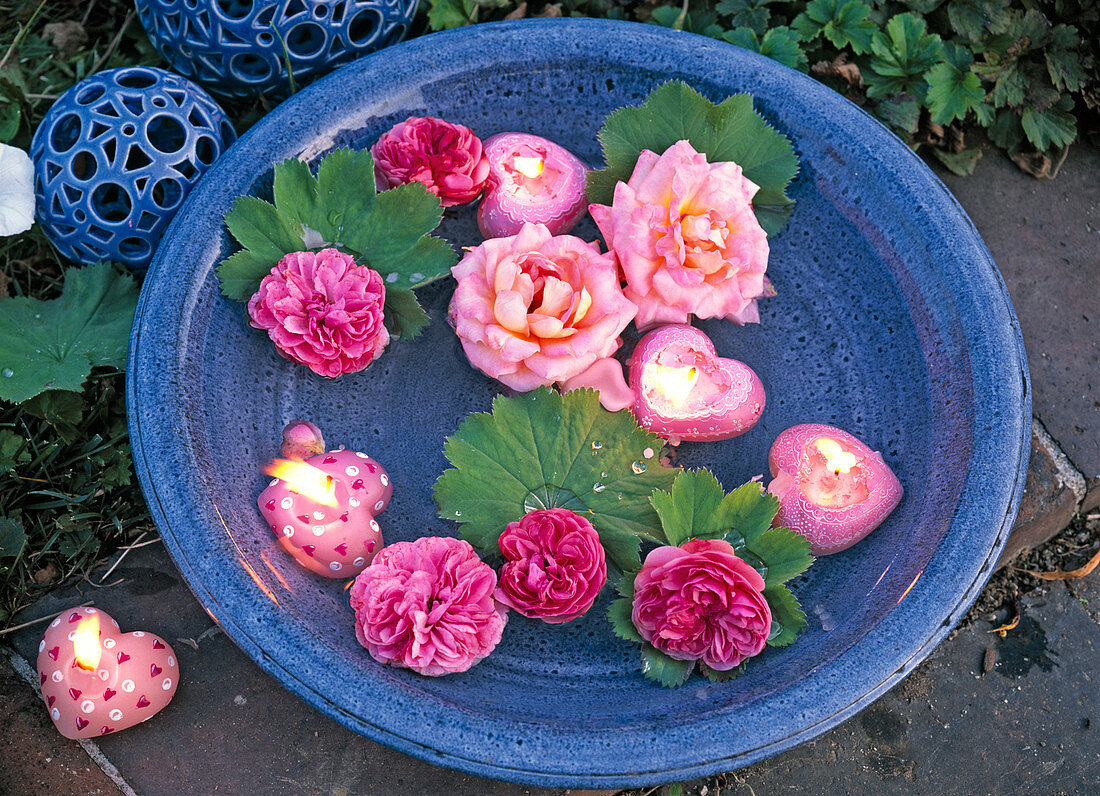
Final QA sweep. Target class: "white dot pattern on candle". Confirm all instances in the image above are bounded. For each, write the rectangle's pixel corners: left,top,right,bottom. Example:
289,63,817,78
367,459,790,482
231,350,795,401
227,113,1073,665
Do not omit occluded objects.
283,525,294,537
162,678,172,690
312,526,325,536
51,671,63,682
353,557,365,567
81,700,95,714
133,632,144,637
280,497,293,509
329,562,341,571
85,608,96,614
51,617,60,628
374,501,383,511
380,474,389,486
51,708,60,720
312,510,325,520
109,709,123,721
369,520,379,532
38,640,44,652
349,498,360,507
103,638,115,649
270,479,279,487
345,465,359,476
356,452,369,459
122,680,135,692
168,656,175,667
68,631,77,641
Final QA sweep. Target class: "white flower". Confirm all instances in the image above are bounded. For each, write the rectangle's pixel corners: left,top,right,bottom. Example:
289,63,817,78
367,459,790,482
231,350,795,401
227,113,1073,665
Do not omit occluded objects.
0,143,35,236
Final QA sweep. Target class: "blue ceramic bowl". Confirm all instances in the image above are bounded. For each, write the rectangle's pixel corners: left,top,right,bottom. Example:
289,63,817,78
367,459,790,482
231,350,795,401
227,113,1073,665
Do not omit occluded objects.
127,19,1030,788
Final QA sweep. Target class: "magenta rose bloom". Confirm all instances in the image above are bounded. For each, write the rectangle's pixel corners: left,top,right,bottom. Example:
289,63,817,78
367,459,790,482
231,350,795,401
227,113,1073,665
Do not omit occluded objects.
371,116,490,206
495,509,607,624
349,536,508,676
448,222,637,391
589,140,770,329
631,538,771,671
247,248,389,379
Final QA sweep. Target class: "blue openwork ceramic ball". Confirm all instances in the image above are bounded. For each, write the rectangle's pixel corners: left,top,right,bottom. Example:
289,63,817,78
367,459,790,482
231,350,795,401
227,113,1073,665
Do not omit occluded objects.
135,0,419,101
30,66,236,271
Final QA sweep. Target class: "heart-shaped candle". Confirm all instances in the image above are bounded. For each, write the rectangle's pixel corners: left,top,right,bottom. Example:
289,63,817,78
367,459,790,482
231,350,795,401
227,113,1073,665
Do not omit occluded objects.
767,423,903,554
477,132,588,238
37,607,178,739
258,449,391,578
629,324,765,443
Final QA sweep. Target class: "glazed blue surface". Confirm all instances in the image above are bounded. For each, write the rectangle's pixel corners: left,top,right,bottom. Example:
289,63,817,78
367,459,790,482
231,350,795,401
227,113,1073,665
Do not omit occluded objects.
127,20,1030,788
31,66,235,271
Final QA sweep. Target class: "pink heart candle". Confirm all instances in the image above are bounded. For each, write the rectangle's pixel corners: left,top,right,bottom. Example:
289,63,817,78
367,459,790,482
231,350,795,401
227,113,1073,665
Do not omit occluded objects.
258,449,391,578
36,607,178,739
477,132,588,238
767,423,903,555
629,324,765,443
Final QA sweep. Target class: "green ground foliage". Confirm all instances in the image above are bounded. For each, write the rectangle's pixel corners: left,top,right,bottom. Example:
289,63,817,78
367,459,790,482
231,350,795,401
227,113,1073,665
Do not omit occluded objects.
0,0,1094,624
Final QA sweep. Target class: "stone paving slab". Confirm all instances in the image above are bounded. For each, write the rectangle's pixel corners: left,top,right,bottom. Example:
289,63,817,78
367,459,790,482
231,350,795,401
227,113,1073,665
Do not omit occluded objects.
8,543,1100,794
935,143,1100,512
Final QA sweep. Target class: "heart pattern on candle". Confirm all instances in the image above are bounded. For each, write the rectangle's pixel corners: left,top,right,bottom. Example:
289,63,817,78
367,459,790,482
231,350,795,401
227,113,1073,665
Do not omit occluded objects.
36,607,178,740
258,449,391,579
767,423,903,555
629,324,765,443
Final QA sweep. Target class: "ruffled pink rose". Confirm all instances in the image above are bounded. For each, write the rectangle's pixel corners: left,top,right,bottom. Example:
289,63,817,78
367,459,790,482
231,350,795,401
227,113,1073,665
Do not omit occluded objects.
349,536,508,676
631,538,771,671
589,140,770,329
371,116,490,206
495,509,607,624
247,248,389,378
448,222,637,391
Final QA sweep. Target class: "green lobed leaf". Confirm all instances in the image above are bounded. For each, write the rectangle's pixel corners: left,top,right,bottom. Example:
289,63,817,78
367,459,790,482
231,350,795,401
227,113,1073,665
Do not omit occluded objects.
223,196,303,262
0,264,139,403
640,644,694,688
0,430,31,475
1021,97,1076,151
764,583,807,646
382,288,430,341
876,93,922,133
608,597,645,644
215,250,274,302
0,517,27,558
427,0,477,30
434,388,678,572
948,0,1011,44
724,27,808,72
926,62,986,125
586,81,799,236
1045,26,1086,93
342,181,452,279
746,526,814,587
866,13,944,101
988,108,1024,150
314,148,379,238
932,146,984,176
720,480,780,547
650,468,730,546
792,0,877,55
716,0,775,36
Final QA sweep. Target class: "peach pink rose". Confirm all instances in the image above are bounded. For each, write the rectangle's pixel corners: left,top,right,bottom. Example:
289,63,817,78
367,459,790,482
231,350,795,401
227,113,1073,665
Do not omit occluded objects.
247,248,389,378
631,538,771,671
589,140,770,329
495,509,607,624
448,222,637,391
349,536,508,676
371,116,490,206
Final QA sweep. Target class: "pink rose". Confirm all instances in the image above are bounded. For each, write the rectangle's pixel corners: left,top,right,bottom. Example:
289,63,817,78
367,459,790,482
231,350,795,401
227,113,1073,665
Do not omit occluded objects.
448,222,637,391
349,536,508,676
371,116,490,206
495,509,607,624
247,248,389,378
589,140,770,329
631,538,771,671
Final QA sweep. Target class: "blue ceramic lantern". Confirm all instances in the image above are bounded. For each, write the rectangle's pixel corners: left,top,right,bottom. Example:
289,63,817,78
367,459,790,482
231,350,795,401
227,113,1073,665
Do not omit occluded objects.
30,66,235,271
135,0,419,101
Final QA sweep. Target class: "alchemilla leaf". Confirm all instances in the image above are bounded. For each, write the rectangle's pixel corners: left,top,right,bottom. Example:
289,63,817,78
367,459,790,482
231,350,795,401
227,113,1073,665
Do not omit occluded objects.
217,148,455,336
608,597,645,644
586,81,799,236
748,526,814,587
641,644,694,688
764,583,807,647
0,263,139,403
434,388,678,572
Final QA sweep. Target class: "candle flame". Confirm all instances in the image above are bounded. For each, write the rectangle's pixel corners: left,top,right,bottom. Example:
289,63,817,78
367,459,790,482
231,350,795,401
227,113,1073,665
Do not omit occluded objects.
73,615,101,671
815,438,859,475
512,155,545,179
264,459,338,507
647,364,699,407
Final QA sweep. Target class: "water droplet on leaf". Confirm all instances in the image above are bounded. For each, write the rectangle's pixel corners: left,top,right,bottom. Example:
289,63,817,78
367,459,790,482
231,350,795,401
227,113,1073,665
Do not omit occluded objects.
1,369,12,378
591,441,603,450
592,483,606,493
631,460,647,474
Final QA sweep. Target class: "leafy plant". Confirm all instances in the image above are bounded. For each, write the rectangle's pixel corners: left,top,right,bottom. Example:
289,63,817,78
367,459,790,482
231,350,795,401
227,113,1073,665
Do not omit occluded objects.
434,388,679,572
586,81,800,236
607,469,813,687
217,148,456,341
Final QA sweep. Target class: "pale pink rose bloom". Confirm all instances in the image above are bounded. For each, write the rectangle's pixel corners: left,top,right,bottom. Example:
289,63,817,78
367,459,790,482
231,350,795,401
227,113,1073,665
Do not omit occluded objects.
349,536,508,676
589,140,770,329
448,222,637,391
495,509,607,624
631,538,771,671
247,248,389,378
371,116,490,206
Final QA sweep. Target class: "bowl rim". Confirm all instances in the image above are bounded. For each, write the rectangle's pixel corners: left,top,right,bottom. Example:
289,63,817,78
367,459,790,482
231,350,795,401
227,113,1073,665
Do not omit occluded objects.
127,17,1031,788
